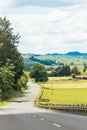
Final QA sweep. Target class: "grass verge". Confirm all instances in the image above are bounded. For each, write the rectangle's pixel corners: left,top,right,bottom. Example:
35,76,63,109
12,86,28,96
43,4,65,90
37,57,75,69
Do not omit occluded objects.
0,90,25,108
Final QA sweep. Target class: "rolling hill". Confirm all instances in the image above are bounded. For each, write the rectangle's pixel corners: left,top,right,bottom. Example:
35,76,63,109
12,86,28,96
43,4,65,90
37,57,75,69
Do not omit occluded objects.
22,51,87,70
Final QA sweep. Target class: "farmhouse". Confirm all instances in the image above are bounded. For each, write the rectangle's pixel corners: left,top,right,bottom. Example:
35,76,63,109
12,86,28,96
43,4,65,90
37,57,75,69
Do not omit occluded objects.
76,76,87,79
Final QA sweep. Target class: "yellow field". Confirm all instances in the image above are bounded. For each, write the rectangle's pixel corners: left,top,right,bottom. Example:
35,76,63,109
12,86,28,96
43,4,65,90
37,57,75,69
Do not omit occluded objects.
39,77,87,105
41,78,87,89
48,76,71,81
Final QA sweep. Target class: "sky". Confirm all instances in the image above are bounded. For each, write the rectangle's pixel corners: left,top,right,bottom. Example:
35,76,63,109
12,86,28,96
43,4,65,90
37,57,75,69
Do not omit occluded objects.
0,0,87,54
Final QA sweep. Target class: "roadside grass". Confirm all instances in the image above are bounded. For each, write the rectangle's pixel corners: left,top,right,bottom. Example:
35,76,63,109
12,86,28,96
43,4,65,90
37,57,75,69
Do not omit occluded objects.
35,83,43,104
0,102,10,107
0,91,24,108
39,77,87,105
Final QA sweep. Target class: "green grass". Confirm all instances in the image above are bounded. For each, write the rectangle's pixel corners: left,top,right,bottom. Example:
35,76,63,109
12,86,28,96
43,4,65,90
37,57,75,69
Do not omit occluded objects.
0,101,10,107
41,88,87,105
39,78,87,105
0,91,24,108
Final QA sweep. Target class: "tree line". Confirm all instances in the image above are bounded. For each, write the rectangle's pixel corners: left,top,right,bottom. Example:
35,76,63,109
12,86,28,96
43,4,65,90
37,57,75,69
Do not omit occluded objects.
50,65,81,77
0,17,28,100
29,63,81,82
29,56,55,66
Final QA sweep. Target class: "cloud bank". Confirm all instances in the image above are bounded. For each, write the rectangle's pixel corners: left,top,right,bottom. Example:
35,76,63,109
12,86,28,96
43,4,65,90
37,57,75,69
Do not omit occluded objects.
0,0,87,54
12,0,87,8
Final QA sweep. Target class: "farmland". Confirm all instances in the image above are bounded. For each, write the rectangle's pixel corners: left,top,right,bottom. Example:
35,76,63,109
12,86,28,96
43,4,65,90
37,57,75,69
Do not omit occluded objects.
39,77,87,105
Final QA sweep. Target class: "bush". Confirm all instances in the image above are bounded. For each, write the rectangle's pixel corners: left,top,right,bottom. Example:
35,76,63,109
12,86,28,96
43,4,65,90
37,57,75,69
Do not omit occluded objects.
71,73,76,79
17,72,29,92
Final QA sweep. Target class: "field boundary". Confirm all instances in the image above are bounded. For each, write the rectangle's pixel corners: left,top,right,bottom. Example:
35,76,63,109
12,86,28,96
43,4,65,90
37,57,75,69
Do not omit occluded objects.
35,102,87,115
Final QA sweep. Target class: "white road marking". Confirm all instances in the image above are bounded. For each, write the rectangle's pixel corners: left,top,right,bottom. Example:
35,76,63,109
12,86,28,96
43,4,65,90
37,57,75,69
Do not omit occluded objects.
52,123,61,128
40,118,45,121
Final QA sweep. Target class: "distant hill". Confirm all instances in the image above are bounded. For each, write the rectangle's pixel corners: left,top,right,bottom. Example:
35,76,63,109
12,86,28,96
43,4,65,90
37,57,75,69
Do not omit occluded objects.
46,51,87,57
65,51,87,56
46,53,62,56
22,51,87,69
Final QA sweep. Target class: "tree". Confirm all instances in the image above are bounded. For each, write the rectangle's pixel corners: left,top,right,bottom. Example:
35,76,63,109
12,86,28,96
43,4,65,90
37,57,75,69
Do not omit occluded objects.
0,17,24,90
51,65,71,76
71,73,76,79
0,61,15,100
71,66,81,75
83,63,87,72
18,72,28,91
30,64,48,82
60,65,71,76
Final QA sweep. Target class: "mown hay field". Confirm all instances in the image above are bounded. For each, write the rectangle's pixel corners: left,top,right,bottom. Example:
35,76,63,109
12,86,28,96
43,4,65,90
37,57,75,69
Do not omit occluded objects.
39,77,87,105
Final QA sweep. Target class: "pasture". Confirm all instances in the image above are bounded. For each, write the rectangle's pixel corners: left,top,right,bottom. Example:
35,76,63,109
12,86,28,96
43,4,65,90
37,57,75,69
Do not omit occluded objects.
39,77,87,105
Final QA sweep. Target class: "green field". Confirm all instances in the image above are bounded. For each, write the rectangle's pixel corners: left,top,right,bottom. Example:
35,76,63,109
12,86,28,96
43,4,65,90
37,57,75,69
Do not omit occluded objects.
39,77,87,105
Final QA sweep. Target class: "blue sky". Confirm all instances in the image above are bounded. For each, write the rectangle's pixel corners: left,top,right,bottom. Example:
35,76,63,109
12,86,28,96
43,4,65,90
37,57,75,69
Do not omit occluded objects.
0,0,87,54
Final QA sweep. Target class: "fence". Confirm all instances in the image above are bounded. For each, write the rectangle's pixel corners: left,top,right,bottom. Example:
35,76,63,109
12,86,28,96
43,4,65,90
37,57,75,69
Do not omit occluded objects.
35,102,87,115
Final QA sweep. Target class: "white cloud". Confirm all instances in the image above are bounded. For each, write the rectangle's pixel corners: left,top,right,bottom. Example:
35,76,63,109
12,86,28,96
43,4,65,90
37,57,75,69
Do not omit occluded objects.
0,0,15,9
0,1,87,54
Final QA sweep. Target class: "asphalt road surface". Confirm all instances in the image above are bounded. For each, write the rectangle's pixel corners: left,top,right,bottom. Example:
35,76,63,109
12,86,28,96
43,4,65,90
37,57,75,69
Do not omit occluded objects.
0,82,87,130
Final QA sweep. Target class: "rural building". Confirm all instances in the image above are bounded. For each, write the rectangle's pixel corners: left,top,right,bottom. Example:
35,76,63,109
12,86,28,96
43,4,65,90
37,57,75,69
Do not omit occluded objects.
76,76,87,79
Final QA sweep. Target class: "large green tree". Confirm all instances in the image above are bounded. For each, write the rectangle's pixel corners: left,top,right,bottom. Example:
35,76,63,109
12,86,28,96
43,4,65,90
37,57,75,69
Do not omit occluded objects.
52,65,71,76
30,64,48,82
0,17,24,90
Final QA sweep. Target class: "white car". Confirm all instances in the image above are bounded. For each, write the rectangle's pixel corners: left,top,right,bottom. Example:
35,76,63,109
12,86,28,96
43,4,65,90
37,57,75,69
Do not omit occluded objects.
17,98,22,103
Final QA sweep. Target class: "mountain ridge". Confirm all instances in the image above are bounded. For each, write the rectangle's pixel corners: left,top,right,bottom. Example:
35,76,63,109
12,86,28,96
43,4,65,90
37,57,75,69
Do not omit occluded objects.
22,51,87,56
22,51,87,68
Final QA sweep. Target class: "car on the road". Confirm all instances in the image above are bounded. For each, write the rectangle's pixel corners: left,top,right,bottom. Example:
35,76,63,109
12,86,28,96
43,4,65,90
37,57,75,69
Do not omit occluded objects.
17,99,22,103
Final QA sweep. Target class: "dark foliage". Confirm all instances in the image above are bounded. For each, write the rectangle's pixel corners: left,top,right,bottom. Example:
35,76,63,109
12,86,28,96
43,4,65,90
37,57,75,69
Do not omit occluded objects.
30,64,48,82
51,65,71,76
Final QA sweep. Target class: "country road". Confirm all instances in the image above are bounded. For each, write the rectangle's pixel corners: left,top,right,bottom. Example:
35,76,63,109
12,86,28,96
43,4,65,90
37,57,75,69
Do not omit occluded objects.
0,82,87,130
